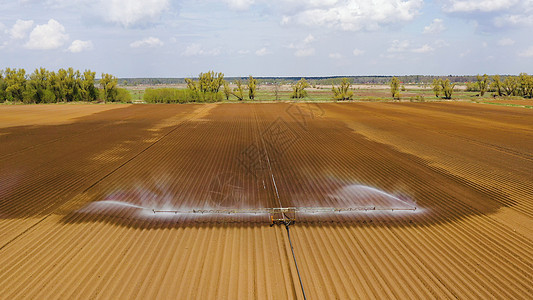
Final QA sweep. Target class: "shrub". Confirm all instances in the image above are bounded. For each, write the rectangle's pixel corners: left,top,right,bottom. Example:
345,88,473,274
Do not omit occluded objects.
116,88,132,103
143,88,221,103
332,78,353,101
410,95,425,102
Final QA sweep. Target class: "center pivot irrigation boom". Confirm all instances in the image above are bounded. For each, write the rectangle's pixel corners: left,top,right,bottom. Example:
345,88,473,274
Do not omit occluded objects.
151,206,417,226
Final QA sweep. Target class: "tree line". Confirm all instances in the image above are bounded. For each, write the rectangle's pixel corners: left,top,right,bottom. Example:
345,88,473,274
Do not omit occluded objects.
121,75,492,86
144,71,312,103
466,73,533,98
0,67,130,103
390,73,533,100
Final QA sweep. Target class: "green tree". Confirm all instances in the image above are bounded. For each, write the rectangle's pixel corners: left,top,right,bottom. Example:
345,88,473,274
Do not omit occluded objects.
0,71,6,102
248,75,257,100
519,73,533,98
4,68,27,102
274,83,280,101
432,79,442,98
290,78,309,99
390,77,400,100
199,71,224,93
185,78,196,91
232,80,245,101
223,81,231,100
52,69,69,102
63,67,81,102
332,78,353,101
441,79,455,99
491,75,503,96
100,73,118,103
25,67,56,104
185,71,224,102
476,74,489,96
502,76,519,96
80,70,98,101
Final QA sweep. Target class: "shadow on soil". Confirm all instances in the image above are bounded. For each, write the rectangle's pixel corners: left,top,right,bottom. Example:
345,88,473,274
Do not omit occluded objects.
0,104,200,219
0,103,519,230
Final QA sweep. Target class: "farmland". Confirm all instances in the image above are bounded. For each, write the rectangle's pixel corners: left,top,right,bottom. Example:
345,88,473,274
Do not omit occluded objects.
0,102,532,298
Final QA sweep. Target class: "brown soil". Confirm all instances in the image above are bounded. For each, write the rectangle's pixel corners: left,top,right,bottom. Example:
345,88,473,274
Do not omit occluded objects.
0,103,531,298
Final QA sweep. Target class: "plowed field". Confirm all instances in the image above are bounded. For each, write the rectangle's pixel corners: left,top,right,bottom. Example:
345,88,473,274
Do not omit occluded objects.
1,102,532,299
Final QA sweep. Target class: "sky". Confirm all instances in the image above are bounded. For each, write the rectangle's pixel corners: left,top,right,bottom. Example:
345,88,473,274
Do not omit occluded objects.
1,0,532,77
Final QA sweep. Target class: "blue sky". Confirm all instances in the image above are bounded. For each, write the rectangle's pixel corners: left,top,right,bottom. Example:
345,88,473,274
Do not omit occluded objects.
1,0,532,77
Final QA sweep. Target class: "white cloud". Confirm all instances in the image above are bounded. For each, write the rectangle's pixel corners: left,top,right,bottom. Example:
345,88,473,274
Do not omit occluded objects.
295,48,315,57
519,46,533,57
101,0,169,27
443,0,520,13
494,14,533,27
460,49,471,57
183,43,220,56
303,34,315,44
130,37,163,48
25,19,69,50
423,18,445,34
255,47,269,56
288,33,316,56
388,40,410,52
68,40,93,52
238,49,250,54
329,52,342,59
497,38,515,46
412,44,435,53
434,39,450,48
442,1,533,28
9,19,34,39
224,0,255,10
282,0,423,31
388,40,441,54
352,48,364,56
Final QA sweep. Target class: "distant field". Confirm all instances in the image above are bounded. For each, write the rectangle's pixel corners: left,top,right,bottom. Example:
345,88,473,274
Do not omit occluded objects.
0,102,532,298
124,83,517,103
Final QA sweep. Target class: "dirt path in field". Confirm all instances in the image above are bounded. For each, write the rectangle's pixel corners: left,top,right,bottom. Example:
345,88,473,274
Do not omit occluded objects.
0,103,531,299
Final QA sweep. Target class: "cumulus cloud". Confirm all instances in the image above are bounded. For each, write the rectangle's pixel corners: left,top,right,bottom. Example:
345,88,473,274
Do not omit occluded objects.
423,18,445,34
281,0,423,31
442,1,533,28
130,37,163,48
303,34,315,44
25,19,69,50
412,44,435,53
10,19,34,39
288,34,315,57
497,38,515,46
101,0,170,27
295,48,315,57
442,0,519,13
388,40,440,54
352,48,364,56
329,52,342,59
255,47,269,56
183,43,220,56
494,14,533,27
388,40,410,52
224,0,255,10
68,40,93,52
519,46,533,57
